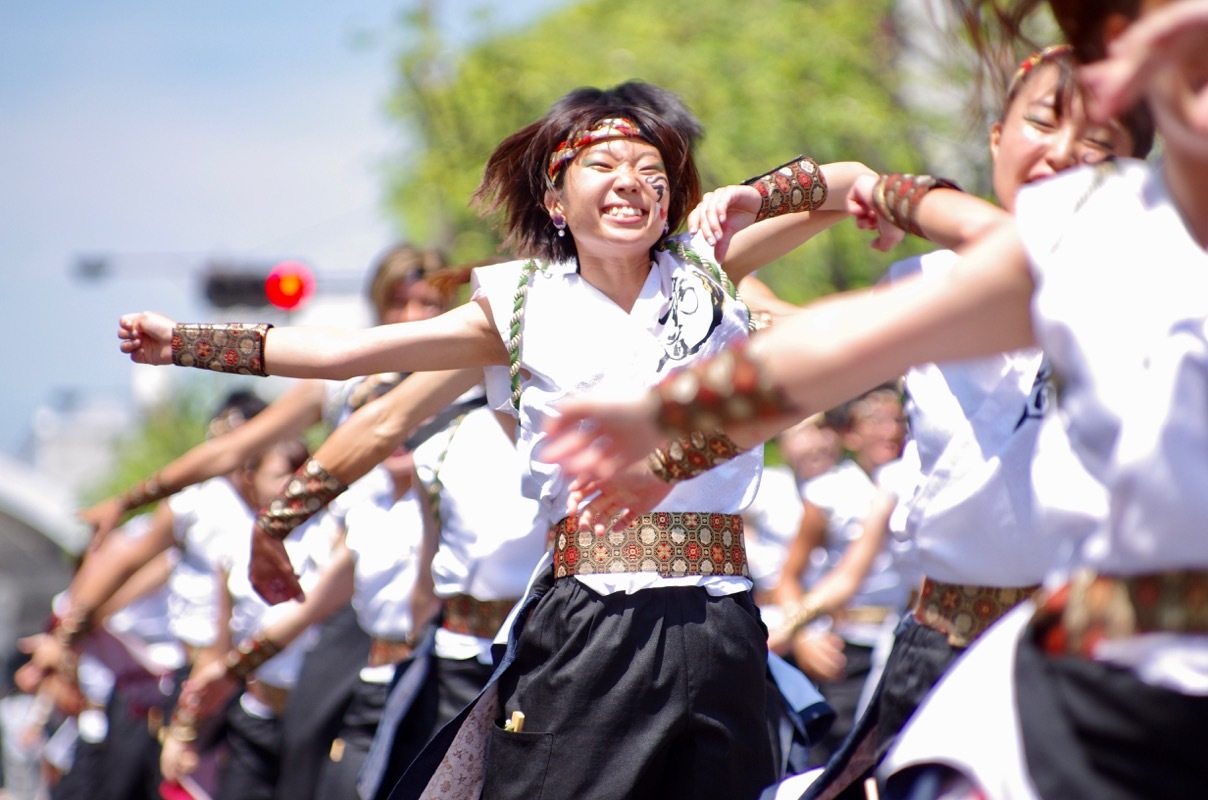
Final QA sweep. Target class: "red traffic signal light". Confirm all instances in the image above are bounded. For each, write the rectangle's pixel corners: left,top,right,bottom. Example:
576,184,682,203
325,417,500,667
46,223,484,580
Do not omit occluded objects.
265,261,314,311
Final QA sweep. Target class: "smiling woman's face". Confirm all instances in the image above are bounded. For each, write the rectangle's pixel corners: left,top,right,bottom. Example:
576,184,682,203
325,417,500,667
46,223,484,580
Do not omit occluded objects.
548,137,671,263
990,62,1135,212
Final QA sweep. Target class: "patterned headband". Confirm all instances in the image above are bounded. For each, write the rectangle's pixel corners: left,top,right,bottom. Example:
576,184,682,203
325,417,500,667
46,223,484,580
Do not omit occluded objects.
547,117,646,181
1008,44,1074,94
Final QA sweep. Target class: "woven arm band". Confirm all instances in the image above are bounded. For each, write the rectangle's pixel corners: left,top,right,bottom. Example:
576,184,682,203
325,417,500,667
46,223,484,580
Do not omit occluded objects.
120,472,171,512
779,594,823,638
647,430,748,485
224,634,282,683
655,340,793,436
171,323,273,376
871,173,961,239
742,155,828,222
255,458,348,542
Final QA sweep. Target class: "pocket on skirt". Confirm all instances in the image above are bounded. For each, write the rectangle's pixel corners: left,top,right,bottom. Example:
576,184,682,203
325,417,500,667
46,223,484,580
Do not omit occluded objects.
482,721,553,800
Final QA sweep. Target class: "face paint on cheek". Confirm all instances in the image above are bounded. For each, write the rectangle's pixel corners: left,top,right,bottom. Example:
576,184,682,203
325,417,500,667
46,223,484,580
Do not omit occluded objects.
646,175,667,203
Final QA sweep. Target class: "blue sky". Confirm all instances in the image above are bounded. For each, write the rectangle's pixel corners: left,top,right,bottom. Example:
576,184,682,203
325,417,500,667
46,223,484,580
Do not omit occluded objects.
0,1,565,458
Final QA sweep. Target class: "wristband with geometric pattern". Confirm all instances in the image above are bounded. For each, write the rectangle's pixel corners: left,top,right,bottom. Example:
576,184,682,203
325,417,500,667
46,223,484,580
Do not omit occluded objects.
171,323,273,376
743,155,828,221
255,457,347,541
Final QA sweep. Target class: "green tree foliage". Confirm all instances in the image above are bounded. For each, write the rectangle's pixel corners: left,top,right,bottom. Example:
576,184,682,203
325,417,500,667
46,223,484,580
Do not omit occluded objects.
384,0,944,303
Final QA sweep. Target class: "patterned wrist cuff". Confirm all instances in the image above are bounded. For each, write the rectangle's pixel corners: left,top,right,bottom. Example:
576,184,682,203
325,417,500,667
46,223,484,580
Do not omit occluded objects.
224,635,282,683
256,458,348,541
655,340,792,436
871,173,961,238
171,323,273,376
743,155,828,221
647,430,747,485
120,473,169,511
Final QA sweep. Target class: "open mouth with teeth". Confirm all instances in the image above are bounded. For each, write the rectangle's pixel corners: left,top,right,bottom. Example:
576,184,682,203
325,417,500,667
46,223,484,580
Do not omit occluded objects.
604,205,647,221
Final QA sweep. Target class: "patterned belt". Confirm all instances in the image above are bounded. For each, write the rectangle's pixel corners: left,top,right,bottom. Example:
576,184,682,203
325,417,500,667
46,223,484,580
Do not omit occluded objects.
551,512,749,580
1034,569,1208,658
441,595,518,640
914,576,1040,648
367,637,414,668
246,679,290,716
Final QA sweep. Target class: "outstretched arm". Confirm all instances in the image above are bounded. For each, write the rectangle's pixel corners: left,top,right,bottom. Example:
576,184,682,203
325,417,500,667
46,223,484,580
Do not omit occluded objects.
541,219,1035,484
846,173,1008,254
79,379,328,546
692,160,880,277
118,300,506,380
249,367,483,605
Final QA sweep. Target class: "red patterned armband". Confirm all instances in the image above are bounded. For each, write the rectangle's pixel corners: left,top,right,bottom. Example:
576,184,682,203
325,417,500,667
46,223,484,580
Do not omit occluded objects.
224,634,282,683
655,340,792,436
255,458,348,541
742,155,828,221
871,173,961,238
647,429,747,485
171,323,273,376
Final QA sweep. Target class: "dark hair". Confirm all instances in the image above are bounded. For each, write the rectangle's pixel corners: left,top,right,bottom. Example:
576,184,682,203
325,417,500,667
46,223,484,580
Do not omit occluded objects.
473,81,703,263
951,0,1143,63
365,243,450,321
823,382,903,431
1046,0,1142,63
207,390,268,439
1002,47,1155,158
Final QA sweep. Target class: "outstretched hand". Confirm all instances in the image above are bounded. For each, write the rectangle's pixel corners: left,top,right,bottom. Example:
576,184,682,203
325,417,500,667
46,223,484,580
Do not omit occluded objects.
687,184,762,262
118,311,176,366
539,387,664,489
846,174,906,253
249,526,305,605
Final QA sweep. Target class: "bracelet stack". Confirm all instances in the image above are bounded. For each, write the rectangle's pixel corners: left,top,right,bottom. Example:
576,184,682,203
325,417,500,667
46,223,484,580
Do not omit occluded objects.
871,173,961,238
647,429,747,485
255,458,348,541
655,341,792,436
171,323,273,376
779,594,824,638
166,707,199,743
224,635,282,683
742,155,828,221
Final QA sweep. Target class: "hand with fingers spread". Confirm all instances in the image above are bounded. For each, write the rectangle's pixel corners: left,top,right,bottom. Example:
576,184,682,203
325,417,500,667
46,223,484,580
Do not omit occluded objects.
118,311,176,365
540,388,664,488
565,458,675,536
687,184,762,262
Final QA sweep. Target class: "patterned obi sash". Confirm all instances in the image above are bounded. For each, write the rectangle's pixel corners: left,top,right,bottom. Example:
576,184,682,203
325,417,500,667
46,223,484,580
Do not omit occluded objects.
441,595,518,640
1033,569,1208,657
914,576,1040,648
551,512,748,580
368,636,415,668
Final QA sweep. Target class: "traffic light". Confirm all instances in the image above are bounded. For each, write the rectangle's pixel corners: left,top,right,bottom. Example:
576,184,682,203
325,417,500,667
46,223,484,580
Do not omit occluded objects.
202,261,315,310
265,261,314,311
204,268,269,308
